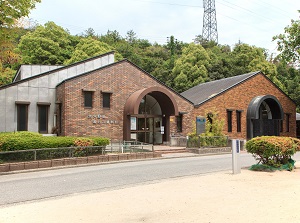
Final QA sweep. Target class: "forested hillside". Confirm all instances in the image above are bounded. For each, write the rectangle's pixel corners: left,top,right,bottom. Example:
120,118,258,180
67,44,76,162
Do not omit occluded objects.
0,16,299,111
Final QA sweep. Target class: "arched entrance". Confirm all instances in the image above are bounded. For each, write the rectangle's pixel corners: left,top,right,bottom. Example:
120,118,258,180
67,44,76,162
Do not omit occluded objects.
247,95,284,139
123,87,178,144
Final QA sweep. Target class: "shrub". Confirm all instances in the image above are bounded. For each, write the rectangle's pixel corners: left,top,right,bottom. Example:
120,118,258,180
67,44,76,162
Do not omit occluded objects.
246,136,300,170
0,132,110,161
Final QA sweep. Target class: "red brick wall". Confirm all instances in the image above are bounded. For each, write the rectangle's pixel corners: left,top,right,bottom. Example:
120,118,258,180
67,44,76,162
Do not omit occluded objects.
56,61,194,140
191,73,296,139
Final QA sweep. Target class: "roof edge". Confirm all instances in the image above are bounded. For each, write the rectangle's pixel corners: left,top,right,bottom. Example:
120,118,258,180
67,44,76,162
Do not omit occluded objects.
57,59,194,105
0,51,115,90
194,71,260,107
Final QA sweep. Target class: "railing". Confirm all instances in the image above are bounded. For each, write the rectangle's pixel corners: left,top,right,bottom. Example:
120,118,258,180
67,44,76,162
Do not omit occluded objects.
0,142,154,163
0,146,105,162
105,141,154,153
187,135,229,148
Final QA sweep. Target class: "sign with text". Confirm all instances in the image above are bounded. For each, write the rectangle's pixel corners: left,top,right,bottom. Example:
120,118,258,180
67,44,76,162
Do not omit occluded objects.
196,116,206,135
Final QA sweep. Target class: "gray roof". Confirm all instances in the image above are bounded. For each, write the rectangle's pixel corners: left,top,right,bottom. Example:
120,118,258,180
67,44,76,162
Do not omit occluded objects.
181,71,260,106
297,113,300,121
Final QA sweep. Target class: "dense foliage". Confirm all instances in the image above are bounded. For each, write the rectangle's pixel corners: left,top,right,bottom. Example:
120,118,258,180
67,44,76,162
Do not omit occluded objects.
246,136,300,171
0,13,299,111
187,110,228,148
0,132,109,161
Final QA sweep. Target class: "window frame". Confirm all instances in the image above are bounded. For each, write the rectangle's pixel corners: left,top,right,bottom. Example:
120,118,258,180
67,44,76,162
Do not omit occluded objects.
236,110,242,133
102,92,112,109
37,103,50,134
227,109,233,133
83,91,93,108
286,113,290,132
16,102,30,131
176,114,183,133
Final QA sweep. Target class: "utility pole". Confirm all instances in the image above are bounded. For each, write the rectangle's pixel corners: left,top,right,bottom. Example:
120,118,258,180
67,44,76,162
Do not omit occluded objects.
202,0,218,43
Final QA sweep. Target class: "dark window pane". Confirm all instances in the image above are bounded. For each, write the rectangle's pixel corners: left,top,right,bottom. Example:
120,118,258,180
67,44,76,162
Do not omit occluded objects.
236,111,241,132
38,106,48,133
17,104,28,131
286,114,290,132
227,110,232,132
103,93,110,108
84,92,93,107
176,115,183,132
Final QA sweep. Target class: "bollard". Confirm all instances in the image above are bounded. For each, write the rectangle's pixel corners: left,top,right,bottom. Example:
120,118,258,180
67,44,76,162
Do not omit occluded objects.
232,139,241,174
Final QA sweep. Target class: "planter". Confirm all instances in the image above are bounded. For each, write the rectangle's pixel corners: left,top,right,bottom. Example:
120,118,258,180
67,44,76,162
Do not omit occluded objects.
64,158,76,166
118,154,128,161
25,161,39,170
153,152,162,158
38,160,52,168
108,154,119,162
9,162,25,171
127,153,137,160
136,153,146,159
0,163,10,172
99,155,109,162
145,153,154,158
87,156,99,163
52,159,64,167
76,157,88,165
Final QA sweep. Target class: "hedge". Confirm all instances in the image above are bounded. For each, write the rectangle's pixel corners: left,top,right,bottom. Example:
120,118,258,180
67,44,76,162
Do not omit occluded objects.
0,132,110,162
246,136,300,171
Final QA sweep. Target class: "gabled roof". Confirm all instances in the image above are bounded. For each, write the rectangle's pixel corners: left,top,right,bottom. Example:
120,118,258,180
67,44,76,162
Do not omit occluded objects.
57,59,194,105
181,71,268,106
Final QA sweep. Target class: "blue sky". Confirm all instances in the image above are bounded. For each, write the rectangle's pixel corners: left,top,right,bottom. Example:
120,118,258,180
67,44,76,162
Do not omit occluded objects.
29,0,299,55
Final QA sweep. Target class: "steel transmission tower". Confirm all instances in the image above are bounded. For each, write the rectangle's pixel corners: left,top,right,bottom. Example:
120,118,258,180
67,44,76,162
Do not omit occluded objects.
202,0,218,43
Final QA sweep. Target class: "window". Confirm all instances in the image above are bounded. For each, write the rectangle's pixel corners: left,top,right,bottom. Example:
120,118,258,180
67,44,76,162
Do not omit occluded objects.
16,102,29,131
176,114,183,132
227,110,233,132
102,92,111,109
286,114,290,132
236,111,242,132
84,91,93,108
207,113,213,132
38,104,50,134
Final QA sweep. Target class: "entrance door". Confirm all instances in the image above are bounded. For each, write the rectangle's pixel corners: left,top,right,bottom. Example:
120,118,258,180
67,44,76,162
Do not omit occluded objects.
135,117,162,144
137,118,153,144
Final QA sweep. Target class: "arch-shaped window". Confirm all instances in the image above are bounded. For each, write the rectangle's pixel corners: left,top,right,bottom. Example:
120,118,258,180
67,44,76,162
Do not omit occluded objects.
138,95,162,115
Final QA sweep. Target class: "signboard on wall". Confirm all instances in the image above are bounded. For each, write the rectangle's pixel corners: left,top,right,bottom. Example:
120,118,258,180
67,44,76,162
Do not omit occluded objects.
196,116,206,135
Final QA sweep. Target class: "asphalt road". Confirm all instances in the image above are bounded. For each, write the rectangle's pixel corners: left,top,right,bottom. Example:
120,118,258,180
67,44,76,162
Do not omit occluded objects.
1,152,299,206
0,153,258,206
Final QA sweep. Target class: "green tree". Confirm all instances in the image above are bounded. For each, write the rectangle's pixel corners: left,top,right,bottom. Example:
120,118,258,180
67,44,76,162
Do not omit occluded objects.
64,37,122,65
171,43,210,92
0,0,41,27
17,21,75,65
273,11,300,66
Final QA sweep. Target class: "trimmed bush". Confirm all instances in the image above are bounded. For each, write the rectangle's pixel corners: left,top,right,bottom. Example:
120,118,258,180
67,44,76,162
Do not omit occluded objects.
0,132,110,161
246,136,300,170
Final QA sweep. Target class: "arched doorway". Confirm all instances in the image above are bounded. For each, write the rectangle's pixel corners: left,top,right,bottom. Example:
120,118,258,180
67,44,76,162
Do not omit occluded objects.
123,87,178,144
247,95,284,139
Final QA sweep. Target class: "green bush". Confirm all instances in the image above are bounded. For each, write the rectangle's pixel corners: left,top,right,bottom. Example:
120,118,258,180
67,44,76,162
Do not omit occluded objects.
0,132,110,161
246,136,300,170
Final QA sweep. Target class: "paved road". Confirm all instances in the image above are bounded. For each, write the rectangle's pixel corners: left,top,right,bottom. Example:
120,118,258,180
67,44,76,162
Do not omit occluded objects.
1,152,299,206
0,153,257,206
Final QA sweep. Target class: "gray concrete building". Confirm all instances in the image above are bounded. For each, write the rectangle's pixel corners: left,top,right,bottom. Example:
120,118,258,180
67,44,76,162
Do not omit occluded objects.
0,52,115,134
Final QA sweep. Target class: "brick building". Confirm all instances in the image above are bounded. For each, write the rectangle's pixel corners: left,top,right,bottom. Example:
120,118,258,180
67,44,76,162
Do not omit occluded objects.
0,52,296,144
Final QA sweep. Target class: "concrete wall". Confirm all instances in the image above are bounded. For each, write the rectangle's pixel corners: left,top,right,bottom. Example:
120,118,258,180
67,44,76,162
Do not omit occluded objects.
14,65,63,81
0,53,115,133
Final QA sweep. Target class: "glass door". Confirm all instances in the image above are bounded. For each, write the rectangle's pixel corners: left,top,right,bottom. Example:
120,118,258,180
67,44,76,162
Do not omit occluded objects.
136,118,154,144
